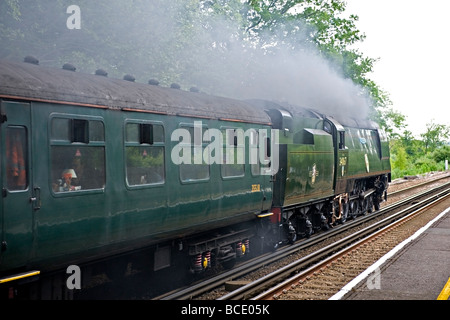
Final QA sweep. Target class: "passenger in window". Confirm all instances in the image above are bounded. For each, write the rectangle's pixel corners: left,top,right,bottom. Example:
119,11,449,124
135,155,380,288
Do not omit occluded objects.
71,149,83,187
60,169,80,191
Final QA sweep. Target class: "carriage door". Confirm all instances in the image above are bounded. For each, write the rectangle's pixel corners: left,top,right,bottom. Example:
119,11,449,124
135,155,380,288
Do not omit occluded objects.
0,101,34,269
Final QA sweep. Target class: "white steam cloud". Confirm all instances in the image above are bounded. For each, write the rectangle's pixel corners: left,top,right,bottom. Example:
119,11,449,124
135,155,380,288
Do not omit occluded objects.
1,1,372,119
190,42,371,119
170,8,372,120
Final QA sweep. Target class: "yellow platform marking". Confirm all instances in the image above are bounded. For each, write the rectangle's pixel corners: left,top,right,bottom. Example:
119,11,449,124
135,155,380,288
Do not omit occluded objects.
437,277,450,300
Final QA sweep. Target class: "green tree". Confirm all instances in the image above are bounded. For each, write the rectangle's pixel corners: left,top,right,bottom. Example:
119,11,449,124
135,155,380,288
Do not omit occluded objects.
431,145,450,163
377,107,407,139
420,120,450,154
391,143,408,172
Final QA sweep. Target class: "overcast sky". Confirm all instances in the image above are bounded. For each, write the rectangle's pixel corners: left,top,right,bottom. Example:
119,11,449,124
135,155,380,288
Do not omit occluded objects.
345,0,450,137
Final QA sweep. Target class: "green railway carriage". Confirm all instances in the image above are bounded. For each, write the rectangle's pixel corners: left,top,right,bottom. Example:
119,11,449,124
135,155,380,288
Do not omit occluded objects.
0,59,274,290
0,58,391,298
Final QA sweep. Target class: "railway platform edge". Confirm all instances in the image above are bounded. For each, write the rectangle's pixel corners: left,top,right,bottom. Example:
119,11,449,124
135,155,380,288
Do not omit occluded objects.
330,206,450,300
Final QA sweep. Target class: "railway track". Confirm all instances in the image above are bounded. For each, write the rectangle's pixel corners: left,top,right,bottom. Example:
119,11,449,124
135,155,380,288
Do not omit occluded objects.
253,187,450,300
157,174,450,300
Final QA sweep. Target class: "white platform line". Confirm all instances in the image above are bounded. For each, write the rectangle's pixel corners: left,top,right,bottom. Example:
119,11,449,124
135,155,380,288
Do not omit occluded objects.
329,206,450,300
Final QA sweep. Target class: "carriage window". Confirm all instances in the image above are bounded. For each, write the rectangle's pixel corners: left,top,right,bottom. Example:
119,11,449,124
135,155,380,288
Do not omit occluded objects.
50,117,105,193
221,150,245,177
52,118,104,142
71,119,88,143
221,128,244,178
6,126,28,191
125,122,165,186
246,129,260,176
179,125,209,182
89,120,105,142
51,118,70,141
140,123,153,144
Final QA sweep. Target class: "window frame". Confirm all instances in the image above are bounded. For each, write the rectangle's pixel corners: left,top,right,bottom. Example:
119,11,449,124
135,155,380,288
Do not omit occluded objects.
220,126,245,179
124,119,166,189
5,125,29,192
49,113,106,196
177,122,210,184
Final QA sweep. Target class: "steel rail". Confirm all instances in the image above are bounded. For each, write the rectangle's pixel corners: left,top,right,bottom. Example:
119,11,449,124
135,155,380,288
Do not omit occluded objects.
158,179,450,300
222,187,450,300
388,172,450,197
253,187,450,300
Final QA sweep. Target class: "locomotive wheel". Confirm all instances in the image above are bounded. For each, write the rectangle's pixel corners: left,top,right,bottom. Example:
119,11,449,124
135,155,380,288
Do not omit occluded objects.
367,195,374,213
360,197,369,215
340,201,349,224
374,200,380,211
374,195,381,211
349,200,358,219
287,221,297,244
288,231,297,244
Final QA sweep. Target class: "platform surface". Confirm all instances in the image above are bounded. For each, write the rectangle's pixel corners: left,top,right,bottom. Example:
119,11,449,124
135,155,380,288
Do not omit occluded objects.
334,207,450,300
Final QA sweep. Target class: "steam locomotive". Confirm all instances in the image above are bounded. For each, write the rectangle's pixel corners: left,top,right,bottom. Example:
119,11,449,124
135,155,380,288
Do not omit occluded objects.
0,58,390,298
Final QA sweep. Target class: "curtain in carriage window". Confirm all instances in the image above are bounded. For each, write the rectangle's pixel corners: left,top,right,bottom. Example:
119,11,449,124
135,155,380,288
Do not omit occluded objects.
6,126,28,191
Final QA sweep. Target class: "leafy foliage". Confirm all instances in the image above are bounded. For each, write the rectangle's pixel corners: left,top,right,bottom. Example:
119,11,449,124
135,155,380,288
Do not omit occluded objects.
388,119,450,180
